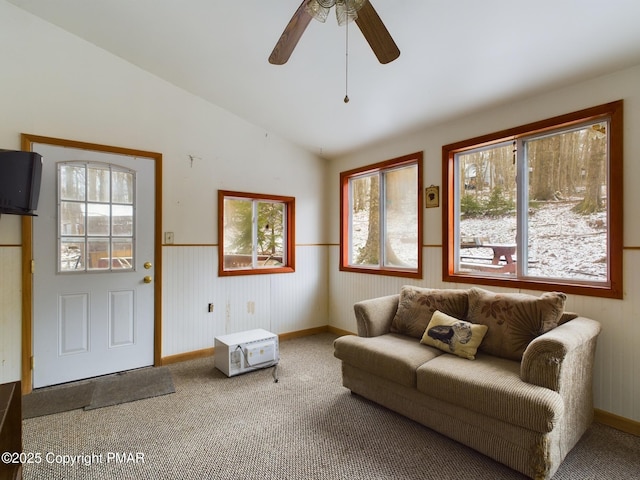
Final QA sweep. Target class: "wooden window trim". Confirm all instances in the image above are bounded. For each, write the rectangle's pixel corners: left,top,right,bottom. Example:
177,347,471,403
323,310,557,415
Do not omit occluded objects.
218,190,295,276
442,100,623,299
340,152,423,279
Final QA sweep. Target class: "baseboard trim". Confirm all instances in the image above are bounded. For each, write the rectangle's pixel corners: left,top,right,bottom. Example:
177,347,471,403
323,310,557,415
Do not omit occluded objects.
327,325,355,337
595,408,640,436
279,325,330,341
159,325,349,365
160,347,215,365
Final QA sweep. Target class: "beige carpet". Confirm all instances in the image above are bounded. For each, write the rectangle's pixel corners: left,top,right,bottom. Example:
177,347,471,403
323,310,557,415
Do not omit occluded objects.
22,333,640,479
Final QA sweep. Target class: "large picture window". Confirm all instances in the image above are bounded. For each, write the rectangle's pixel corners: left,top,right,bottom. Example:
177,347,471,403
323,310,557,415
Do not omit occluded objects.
340,152,423,278
443,101,623,298
218,190,295,276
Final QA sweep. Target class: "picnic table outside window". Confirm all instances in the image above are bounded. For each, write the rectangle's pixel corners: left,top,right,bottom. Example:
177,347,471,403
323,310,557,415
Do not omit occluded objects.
459,237,516,273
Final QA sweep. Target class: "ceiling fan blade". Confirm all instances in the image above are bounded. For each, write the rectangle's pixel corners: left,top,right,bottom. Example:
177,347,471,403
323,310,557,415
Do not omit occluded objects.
269,1,314,65
355,1,400,64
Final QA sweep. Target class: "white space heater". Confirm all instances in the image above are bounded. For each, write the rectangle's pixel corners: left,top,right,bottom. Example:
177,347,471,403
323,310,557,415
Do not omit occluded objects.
214,329,279,377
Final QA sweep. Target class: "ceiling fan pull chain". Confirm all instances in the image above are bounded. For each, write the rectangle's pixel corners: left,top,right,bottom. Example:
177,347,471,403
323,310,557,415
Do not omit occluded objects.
344,11,350,103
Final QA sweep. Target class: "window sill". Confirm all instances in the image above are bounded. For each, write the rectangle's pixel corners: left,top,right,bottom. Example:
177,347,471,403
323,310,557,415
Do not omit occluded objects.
340,265,422,279
219,266,295,277
444,271,621,299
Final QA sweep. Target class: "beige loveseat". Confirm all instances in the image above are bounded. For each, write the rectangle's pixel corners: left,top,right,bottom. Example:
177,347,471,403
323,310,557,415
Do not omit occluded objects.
333,286,601,480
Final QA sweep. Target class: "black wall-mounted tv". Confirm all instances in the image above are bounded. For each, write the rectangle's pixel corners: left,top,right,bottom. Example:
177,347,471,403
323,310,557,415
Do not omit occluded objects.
0,149,43,216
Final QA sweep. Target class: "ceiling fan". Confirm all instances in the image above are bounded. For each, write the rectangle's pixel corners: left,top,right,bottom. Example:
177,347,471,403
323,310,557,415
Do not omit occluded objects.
269,0,400,65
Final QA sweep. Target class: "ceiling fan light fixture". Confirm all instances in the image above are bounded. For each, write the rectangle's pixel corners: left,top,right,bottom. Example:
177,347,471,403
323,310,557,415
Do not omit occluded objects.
336,0,367,26
305,0,331,23
305,0,367,25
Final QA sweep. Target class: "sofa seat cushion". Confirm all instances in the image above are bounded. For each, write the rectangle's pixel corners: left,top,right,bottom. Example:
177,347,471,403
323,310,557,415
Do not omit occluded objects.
334,334,443,388
416,352,564,433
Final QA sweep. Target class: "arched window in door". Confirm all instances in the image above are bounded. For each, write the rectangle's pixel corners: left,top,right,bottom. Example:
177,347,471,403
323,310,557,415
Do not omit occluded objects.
58,161,136,272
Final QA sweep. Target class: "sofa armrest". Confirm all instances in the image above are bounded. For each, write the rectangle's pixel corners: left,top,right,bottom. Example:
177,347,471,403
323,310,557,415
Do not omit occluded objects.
353,294,399,337
521,316,601,392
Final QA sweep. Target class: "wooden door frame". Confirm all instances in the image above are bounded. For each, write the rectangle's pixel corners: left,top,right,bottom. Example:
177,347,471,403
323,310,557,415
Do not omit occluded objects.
20,134,163,394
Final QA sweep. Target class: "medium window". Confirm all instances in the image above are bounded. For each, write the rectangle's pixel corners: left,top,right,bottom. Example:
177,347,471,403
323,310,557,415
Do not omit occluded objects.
340,152,423,278
443,101,623,298
218,190,295,276
58,162,135,272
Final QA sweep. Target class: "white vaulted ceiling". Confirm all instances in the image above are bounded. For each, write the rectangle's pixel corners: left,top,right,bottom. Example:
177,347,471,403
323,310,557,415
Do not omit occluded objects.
8,0,640,159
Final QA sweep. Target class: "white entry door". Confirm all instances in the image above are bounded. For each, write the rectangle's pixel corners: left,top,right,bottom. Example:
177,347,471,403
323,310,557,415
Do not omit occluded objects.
32,143,155,388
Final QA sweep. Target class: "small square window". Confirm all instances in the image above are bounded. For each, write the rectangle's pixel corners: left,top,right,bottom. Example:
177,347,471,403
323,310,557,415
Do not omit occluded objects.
218,190,295,276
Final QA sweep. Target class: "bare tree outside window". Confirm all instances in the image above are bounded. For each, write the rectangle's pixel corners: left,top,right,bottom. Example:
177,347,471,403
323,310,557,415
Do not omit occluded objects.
58,162,135,272
456,122,608,282
218,191,295,276
444,101,623,299
341,152,423,278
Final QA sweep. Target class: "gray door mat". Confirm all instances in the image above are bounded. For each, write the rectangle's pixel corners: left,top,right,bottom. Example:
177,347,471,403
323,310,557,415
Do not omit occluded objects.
22,367,175,418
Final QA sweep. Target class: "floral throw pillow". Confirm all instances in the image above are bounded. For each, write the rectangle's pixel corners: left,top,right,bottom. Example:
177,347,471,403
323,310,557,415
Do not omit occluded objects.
467,287,567,361
390,286,469,339
421,310,488,360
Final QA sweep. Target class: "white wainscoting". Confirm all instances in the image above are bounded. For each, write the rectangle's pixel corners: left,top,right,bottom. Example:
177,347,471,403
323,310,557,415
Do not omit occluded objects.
0,247,21,383
162,245,328,357
328,245,640,423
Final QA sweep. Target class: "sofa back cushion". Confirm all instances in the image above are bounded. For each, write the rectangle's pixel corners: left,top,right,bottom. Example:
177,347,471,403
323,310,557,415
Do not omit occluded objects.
390,286,469,339
467,287,566,361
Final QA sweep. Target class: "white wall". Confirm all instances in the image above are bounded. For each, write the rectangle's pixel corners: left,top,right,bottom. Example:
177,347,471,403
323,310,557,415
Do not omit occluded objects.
327,64,640,423
0,1,328,381
2,0,638,425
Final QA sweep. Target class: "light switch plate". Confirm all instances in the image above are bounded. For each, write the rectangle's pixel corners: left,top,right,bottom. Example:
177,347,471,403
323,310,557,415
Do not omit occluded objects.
164,232,174,244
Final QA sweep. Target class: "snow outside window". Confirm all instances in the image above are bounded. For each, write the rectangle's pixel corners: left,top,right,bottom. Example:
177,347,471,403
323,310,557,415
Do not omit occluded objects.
340,152,423,279
443,101,623,299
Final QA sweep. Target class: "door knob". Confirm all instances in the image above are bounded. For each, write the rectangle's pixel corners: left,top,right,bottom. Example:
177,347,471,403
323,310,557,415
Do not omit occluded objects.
143,275,153,284
144,262,153,269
